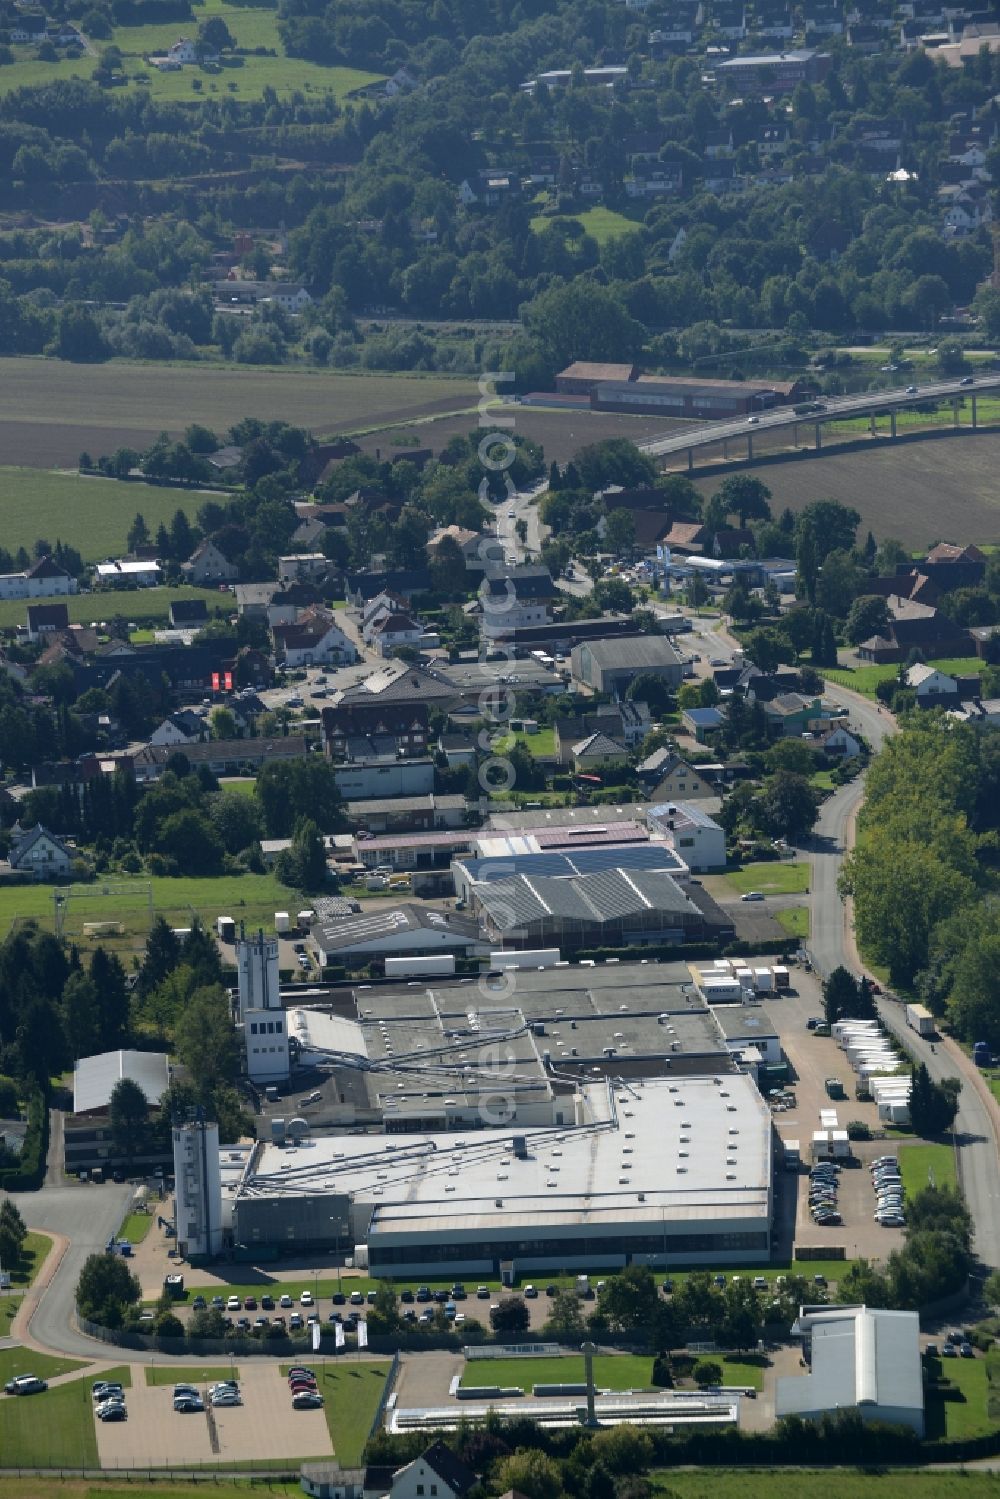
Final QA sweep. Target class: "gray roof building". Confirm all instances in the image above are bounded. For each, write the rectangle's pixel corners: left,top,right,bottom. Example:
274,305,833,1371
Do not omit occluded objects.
571,635,683,694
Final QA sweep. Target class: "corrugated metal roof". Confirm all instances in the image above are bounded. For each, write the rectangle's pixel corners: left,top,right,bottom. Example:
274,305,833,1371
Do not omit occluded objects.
73,1049,170,1115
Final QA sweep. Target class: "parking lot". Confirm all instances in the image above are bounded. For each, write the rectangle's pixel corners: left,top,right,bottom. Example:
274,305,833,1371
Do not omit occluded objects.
94,1362,333,1468
757,972,907,1262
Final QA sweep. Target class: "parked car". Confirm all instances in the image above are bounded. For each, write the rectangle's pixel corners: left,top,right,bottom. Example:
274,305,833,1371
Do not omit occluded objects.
5,1376,47,1395
293,1391,324,1409
741,891,765,902
279,1294,293,1308
226,1295,241,1311
261,1295,275,1310
174,1395,204,1412
97,1403,128,1421
299,1291,314,1306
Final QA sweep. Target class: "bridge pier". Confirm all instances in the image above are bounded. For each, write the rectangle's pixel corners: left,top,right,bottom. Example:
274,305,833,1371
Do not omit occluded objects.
792,422,798,449
747,433,753,461
973,395,978,430
687,447,694,474
890,410,897,438
814,421,822,451
869,412,876,437
723,438,728,460
953,398,960,429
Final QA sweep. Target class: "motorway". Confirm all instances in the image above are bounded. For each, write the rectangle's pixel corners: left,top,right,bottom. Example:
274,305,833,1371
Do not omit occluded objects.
636,373,1000,461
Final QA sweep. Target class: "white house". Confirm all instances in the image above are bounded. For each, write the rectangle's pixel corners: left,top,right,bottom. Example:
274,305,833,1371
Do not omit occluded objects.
8,823,75,880
167,36,199,61
215,280,312,312
277,553,330,585
0,556,78,601
149,710,209,748
479,564,555,642
776,1304,924,1436
647,801,726,871
369,612,425,657
386,1443,476,1499
814,723,862,758
905,663,958,702
183,539,239,584
271,607,356,668
95,559,161,588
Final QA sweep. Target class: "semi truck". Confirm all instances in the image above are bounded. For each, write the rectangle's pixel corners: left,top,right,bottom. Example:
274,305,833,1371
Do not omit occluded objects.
783,1139,801,1172
905,1003,936,1038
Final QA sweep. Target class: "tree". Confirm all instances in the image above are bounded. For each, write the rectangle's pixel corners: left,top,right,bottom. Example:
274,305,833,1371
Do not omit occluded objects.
210,706,237,741
713,475,772,526
276,818,328,891
796,515,818,604
53,306,105,362
798,500,860,563
742,627,793,674
366,1281,400,1334
156,808,223,876
692,1357,723,1387
846,595,890,647
494,1450,565,1499
174,985,239,1099
109,1077,149,1160
523,279,644,367
626,671,674,714
76,1251,141,1328
909,1062,960,1138
757,770,818,840
0,1199,27,1274
816,548,864,618
811,609,838,667
61,971,101,1061
823,966,862,1025
211,790,262,856
489,1297,530,1333
127,512,149,553
543,1289,585,1339
605,507,636,555
597,1265,660,1335
0,1075,18,1117
198,13,234,50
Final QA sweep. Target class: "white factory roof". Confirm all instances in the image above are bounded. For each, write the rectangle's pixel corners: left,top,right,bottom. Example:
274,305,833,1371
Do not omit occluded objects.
236,1074,771,1232
73,1048,170,1115
286,1008,368,1062
777,1305,924,1429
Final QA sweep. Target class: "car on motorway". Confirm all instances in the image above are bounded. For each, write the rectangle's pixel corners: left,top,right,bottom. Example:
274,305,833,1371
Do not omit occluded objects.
747,415,760,424
5,1375,47,1395
293,1391,324,1409
961,376,975,386
741,891,765,902
905,384,918,395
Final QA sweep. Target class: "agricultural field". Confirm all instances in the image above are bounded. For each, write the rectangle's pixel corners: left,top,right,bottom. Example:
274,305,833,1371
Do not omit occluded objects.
691,429,1000,550
0,359,478,471
0,468,206,563
0,871,291,955
0,584,224,633
0,0,383,102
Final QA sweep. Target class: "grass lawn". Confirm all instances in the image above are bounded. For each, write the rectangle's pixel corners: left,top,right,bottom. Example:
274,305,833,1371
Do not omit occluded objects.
0,1298,19,1336
0,467,209,564
899,1140,957,1195
726,862,811,896
924,1351,994,1440
508,726,557,756
218,778,256,796
2,0,383,102
530,205,644,244
145,1364,240,1386
0,584,226,634
826,395,1000,435
461,1354,657,1393
0,1347,89,1384
657,1474,1000,1499
0,870,289,951
822,657,983,700
0,1365,131,1468
775,906,810,938
0,1484,291,1499
295,1361,389,1468
117,1211,154,1245
810,769,837,791
7,1231,51,1288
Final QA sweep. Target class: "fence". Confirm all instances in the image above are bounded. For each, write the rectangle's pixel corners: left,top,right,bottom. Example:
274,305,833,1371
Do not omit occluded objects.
465,1342,561,1360
368,1351,400,1440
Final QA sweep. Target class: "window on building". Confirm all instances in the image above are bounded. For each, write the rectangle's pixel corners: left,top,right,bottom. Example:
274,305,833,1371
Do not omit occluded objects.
250,1022,258,1034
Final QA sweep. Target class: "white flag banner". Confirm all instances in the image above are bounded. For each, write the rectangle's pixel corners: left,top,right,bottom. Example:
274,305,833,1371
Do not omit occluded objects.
311,1320,321,1352
357,1319,368,1349
334,1321,345,1349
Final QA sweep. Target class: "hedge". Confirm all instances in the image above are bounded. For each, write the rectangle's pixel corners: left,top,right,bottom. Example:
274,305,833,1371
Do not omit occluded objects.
0,1089,48,1191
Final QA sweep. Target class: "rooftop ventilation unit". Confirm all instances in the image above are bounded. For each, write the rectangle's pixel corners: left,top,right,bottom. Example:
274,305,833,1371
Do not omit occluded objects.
512,1136,528,1159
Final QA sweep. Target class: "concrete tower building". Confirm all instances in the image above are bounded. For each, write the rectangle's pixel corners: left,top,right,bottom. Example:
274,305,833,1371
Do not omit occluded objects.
172,1117,223,1258
235,927,289,1084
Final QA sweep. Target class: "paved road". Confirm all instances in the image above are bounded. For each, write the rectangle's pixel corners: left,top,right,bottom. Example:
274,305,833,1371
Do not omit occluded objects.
637,373,1000,461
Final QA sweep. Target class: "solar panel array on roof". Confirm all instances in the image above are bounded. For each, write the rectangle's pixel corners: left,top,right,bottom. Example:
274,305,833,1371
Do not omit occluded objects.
461,843,684,885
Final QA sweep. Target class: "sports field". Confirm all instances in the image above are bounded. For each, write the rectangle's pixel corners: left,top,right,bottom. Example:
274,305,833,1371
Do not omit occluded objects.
0,359,477,470
0,584,222,633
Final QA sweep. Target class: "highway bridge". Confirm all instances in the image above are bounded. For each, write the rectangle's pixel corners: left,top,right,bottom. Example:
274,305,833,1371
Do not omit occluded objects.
637,373,1000,471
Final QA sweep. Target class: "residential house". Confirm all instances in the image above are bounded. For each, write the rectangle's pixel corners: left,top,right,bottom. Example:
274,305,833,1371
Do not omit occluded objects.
626,165,684,198
705,127,735,159
458,170,521,208
969,624,1000,661
290,516,328,550
437,730,478,768
427,525,484,564
681,705,725,741
905,662,960,702
949,697,1000,727
149,710,210,747
321,701,430,759
758,124,792,158
0,555,78,601
271,607,357,668
479,564,556,641
345,570,431,606
214,280,312,312
384,66,417,95
661,520,707,553
637,750,716,800
383,1442,476,1499
368,610,426,657
95,558,162,588
553,704,650,764
814,722,862,757
571,731,629,772
571,636,683,696
131,737,308,783
713,528,755,559
168,598,209,629
857,612,972,663
10,16,48,42
8,823,75,880
25,602,69,643
182,540,239,584
762,692,826,737
333,758,435,801
277,553,331,586
647,801,727,871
